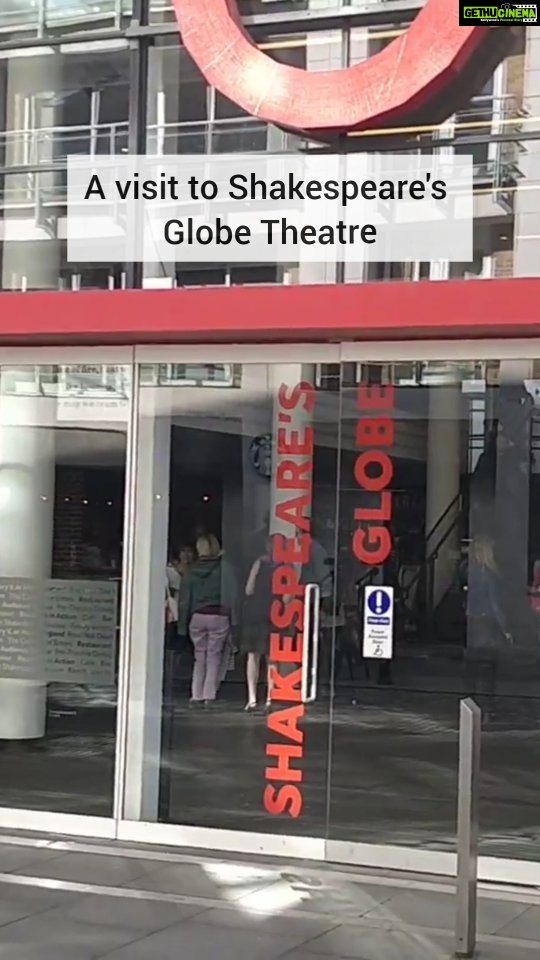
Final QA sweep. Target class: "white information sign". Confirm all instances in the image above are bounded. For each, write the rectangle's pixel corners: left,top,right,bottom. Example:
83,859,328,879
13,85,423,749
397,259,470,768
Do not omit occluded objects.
363,586,394,660
46,580,117,684
0,578,117,683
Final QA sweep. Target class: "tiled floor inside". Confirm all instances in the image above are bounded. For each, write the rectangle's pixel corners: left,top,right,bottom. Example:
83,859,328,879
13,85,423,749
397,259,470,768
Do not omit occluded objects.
0,837,538,958
3,685,540,865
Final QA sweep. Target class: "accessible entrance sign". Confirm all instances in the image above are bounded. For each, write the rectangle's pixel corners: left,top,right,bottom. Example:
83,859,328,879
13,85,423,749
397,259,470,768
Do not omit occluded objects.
363,586,394,659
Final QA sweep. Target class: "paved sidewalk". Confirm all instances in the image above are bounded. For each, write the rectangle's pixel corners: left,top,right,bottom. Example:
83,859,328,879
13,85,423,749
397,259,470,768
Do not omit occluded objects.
0,835,538,958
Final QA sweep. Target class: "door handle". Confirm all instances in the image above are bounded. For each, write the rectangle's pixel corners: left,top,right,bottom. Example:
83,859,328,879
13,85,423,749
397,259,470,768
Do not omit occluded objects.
308,583,321,703
301,583,321,704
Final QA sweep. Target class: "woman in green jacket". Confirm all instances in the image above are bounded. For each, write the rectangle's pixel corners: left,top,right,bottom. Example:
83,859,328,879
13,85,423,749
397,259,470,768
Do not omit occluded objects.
178,534,238,705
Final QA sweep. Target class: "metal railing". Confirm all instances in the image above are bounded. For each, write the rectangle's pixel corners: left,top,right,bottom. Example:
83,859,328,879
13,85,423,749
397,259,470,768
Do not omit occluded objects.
0,117,271,175
489,93,525,214
0,363,131,398
396,490,463,634
0,93,522,171
0,0,126,34
0,362,243,396
0,158,519,217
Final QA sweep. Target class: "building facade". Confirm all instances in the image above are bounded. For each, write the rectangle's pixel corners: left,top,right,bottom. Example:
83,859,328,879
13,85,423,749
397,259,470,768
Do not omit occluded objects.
1,1,540,883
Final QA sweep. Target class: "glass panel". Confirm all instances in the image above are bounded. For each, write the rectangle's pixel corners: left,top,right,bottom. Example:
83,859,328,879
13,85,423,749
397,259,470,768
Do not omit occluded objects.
145,39,288,157
239,0,340,12
124,360,341,837
0,0,124,37
145,31,341,156
0,15,533,288
0,42,129,291
0,170,127,291
0,45,130,170
0,362,130,815
149,0,341,25
0,2,40,38
330,358,540,861
141,26,530,288
142,32,337,287
146,41,213,156
263,29,343,72
45,1,117,31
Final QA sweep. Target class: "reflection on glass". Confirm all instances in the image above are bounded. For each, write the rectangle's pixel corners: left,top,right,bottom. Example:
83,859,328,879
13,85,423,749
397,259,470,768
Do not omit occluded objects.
150,0,340,21
0,1,40,33
146,42,270,157
0,45,130,168
0,169,127,291
45,0,117,27
0,0,123,33
125,361,340,837
330,359,540,861
0,22,533,287
0,41,129,290
0,364,129,815
122,357,540,859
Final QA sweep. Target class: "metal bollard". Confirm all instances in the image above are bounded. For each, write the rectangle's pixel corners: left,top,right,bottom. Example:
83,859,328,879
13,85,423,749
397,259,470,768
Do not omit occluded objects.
455,698,482,959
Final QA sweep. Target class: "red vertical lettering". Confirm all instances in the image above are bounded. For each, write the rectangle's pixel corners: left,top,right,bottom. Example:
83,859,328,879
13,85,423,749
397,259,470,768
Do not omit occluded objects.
265,381,315,819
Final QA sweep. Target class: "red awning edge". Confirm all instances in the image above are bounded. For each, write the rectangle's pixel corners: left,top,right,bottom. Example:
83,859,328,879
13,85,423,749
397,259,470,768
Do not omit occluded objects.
0,278,538,346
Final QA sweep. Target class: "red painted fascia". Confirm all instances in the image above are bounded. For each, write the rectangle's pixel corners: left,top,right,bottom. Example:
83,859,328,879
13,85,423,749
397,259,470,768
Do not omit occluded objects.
0,278,538,345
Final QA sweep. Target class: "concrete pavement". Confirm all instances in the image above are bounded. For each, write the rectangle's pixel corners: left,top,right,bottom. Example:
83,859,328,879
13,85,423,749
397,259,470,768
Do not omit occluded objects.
0,835,538,958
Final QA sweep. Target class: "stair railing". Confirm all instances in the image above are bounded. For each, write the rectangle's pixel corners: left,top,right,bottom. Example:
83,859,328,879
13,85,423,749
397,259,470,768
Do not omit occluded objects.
401,489,464,636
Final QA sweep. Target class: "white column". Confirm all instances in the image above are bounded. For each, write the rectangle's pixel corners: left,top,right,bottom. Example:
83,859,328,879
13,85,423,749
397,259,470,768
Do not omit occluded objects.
425,377,462,608
123,393,170,821
0,394,55,740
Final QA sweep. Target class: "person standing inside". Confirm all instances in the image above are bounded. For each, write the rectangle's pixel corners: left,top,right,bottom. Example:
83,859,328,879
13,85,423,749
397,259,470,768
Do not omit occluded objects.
242,537,274,711
165,552,181,643
165,545,195,666
173,546,194,636
178,534,238,706
466,534,512,701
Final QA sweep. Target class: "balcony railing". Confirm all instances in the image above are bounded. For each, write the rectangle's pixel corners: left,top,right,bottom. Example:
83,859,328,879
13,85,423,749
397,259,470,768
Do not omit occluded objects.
0,363,240,396
0,0,126,34
0,363,130,397
0,93,520,168
0,111,521,194
0,117,273,171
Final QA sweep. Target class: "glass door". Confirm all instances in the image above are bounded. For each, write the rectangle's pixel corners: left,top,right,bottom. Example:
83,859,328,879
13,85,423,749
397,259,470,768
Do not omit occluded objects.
122,349,342,846
327,347,540,881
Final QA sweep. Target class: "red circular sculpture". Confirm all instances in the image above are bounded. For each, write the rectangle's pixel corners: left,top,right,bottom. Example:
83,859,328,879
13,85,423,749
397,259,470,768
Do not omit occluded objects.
172,0,507,138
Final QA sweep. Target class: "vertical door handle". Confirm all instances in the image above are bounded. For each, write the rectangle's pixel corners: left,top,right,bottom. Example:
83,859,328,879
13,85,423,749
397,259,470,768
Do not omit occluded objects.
301,583,321,704
308,583,321,703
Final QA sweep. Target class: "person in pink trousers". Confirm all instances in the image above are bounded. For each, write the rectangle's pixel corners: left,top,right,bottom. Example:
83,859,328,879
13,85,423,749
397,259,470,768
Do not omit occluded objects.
178,534,238,706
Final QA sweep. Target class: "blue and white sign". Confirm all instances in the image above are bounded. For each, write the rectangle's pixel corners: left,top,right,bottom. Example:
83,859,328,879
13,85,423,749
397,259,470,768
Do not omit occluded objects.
363,586,394,659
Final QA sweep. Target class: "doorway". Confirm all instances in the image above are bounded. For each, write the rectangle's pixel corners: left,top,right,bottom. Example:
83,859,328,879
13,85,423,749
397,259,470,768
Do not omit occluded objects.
120,342,540,884
123,350,341,843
